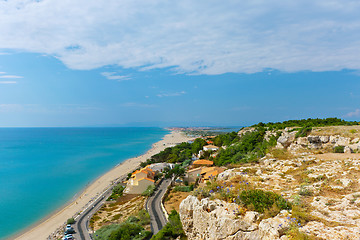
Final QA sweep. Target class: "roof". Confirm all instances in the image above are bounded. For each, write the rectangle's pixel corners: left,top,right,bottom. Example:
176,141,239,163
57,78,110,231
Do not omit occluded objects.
193,160,214,165
200,166,225,175
138,177,155,183
187,167,204,173
203,170,219,180
144,166,155,173
203,145,219,149
200,167,216,174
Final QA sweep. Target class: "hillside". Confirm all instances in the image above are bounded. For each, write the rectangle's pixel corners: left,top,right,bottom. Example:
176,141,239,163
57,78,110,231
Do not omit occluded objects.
179,122,360,240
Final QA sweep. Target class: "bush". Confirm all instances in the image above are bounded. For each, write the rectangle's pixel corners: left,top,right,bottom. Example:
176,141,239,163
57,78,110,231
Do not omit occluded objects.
108,222,150,240
151,210,186,240
142,185,156,196
173,185,192,192
67,218,75,224
239,189,291,213
107,184,125,201
334,145,345,153
295,127,312,138
94,224,121,240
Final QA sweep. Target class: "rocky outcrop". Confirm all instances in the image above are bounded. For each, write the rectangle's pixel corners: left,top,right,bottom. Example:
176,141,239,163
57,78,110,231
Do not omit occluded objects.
238,127,256,137
277,131,297,148
278,131,360,153
179,196,291,240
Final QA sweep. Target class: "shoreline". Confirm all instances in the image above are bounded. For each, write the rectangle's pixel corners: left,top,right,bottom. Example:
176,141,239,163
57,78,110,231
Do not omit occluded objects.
14,130,191,240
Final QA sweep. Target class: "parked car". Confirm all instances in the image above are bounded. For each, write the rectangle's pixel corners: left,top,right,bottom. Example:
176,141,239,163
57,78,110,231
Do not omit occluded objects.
64,227,75,234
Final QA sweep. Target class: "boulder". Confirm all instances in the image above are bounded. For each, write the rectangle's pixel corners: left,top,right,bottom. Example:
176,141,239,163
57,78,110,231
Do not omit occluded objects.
179,196,290,240
277,131,297,148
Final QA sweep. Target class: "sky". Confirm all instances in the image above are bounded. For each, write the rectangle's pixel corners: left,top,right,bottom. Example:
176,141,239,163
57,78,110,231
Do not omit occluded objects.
0,0,360,127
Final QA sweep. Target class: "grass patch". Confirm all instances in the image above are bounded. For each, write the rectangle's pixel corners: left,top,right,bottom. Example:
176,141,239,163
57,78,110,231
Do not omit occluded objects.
173,185,193,192
269,148,293,160
142,185,156,196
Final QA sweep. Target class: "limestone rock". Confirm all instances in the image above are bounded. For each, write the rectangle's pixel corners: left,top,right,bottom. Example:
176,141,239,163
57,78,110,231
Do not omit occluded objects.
277,131,297,148
179,196,290,240
344,146,353,154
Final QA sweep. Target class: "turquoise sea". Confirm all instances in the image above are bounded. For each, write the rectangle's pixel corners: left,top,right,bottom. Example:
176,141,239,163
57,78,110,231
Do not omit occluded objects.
0,127,168,239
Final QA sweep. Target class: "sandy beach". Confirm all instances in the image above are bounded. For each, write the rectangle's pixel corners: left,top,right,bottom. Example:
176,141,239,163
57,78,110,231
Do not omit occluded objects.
14,130,191,240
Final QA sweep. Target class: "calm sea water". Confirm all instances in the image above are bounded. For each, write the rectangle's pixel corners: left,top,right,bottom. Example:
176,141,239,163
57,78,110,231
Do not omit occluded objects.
0,127,168,239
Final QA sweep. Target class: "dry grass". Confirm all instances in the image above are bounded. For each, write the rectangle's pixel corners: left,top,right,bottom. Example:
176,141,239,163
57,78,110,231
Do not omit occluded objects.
313,153,360,160
164,189,191,213
311,125,360,138
268,148,294,160
90,194,146,231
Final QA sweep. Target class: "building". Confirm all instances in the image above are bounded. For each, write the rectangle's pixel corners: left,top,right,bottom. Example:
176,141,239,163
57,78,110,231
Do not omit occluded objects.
203,145,219,151
192,159,213,168
185,167,203,183
148,162,174,173
124,166,155,194
200,167,226,183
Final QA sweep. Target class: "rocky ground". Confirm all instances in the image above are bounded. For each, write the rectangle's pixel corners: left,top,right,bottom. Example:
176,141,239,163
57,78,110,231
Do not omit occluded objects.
179,126,360,240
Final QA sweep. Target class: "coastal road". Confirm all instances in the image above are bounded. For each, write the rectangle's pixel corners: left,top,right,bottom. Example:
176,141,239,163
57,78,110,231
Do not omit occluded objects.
73,178,124,240
146,178,172,234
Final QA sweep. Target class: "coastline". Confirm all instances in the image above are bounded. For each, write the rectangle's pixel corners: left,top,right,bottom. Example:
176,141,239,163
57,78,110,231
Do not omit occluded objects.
14,130,191,240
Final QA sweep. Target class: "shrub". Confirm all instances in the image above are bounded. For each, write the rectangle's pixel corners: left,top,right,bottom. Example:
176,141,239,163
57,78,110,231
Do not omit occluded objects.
67,218,75,224
141,185,156,196
299,186,313,196
174,185,192,192
239,189,291,213
334,146,345,153
108,222,150,240
94,224,121,240
295,127,312,138
151,210,186,240
107,184,125,201
137,209,150,226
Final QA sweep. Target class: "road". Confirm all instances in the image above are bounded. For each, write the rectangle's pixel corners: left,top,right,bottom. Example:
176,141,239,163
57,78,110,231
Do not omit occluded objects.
72,178,123,240
146,178,172,234
69,176,170,239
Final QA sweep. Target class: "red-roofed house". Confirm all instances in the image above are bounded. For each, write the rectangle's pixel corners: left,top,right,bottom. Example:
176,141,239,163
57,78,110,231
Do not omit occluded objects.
125,166,155,194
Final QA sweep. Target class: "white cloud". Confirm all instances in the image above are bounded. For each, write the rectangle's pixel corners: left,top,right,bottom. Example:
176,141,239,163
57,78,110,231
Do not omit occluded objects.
0,81,17,84
345,109,360,117
1,1,360,74
0,75,23,79
101,72,131,81
157,91,186,97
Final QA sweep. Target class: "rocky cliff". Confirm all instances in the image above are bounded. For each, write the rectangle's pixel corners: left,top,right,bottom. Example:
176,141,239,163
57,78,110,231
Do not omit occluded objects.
179,195,291,240
179,126,360,239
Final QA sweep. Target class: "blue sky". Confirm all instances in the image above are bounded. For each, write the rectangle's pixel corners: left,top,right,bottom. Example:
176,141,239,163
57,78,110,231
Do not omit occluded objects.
0,0,360,127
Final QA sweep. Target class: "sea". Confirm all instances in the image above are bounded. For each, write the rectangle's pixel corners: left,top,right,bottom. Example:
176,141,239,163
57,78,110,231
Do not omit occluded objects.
0,127,168,239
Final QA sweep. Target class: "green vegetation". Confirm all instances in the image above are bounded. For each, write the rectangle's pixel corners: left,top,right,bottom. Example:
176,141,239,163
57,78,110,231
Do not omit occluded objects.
67,217,75,224
334,145,345,153
212,131,239,147
94,210,151,240
214,127,278,166
108,222,151,240
140,142,193,167
173,185,193,192
252,118,358,130
141,185,156,196
151,210,186,240
295,126,312,138
107,184,125,201
164,164,186,178
238,189,291,213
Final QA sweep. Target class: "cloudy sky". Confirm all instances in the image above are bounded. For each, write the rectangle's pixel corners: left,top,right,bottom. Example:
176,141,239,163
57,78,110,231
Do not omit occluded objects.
0,0,360,127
